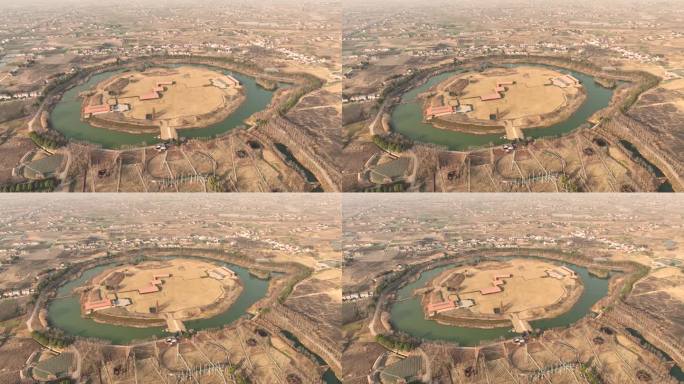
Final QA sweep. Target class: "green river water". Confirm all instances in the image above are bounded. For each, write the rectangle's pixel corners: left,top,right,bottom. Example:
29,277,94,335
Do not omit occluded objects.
47,260,269,345
390,261,609,346
391,65,615,151
50,67,277,149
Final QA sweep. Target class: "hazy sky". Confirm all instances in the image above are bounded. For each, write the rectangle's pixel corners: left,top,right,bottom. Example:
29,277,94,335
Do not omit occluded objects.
0,0,335,10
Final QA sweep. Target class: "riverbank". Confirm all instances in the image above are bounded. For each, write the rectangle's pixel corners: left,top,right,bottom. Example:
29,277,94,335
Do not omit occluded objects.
80,259,245,328
424,65,589,135
82,66,248,134
390,260,608,346
44,250,279,344
50,67,276,148
367,249,632,346
391,65,613,151
44,55,321,149
419,259,585,329
385,54,661,151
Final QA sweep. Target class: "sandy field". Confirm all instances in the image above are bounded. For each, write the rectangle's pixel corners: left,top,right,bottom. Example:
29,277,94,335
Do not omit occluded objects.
426,259,579,319
92,259,240,319
430,66,584,128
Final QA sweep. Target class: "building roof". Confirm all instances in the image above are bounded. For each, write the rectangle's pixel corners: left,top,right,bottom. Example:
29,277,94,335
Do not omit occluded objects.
547,270,564,279
154,273,171,279
138,276,165,294
225,75,240,86
139,91,160,100
208,270,227,280
138,284,160,294
84,104,110,114
425,105,454,116
426,301,456,313
480,286,503,295
553,75,580,87
480,92,503,101
562,75,579,84
84,299,112,311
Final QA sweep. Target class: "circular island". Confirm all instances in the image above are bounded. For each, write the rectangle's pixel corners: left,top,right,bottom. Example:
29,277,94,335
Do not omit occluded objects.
47,257,271,344
389,257,610,346
79,259,242,330
423,66,586,138
418,259,583,331
82,66,246,140
390,64,615,151
50,65,279,149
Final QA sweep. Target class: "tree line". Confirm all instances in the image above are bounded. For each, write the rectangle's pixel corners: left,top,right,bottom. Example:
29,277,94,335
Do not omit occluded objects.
375,333,420,352
0,177,57,193
31,330,74,349
29,131,67,150
372,134,413,153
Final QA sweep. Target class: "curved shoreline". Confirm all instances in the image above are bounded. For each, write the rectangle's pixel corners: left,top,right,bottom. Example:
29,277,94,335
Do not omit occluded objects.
44,56,311,149
429,86,588,135
421,66,589,135
83,91,247,135
391,64,611,150
80,260,245,328
43,249,280,345
417,260,585,329
385,55,654,151
82,66,249,134
371,250,625,346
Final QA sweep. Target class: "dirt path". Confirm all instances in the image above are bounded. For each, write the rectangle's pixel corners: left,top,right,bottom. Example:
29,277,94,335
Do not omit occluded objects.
71,346,82,381
368,100,389,136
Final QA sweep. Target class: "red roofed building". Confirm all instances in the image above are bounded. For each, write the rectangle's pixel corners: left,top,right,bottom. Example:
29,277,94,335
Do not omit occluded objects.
153,273,171,279
480,92,503,101
426,301,456,314
425,105,455,118
84,299,113,312
494,86,507,93
139,91,160,101
84,104,111,115
152,86,165,93
480,286,503,295
138,284,160,294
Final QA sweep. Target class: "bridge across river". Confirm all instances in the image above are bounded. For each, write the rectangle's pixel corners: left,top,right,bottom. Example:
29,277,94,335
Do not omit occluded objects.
165,315,187,333
504,120,525,140
510,313,533,333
